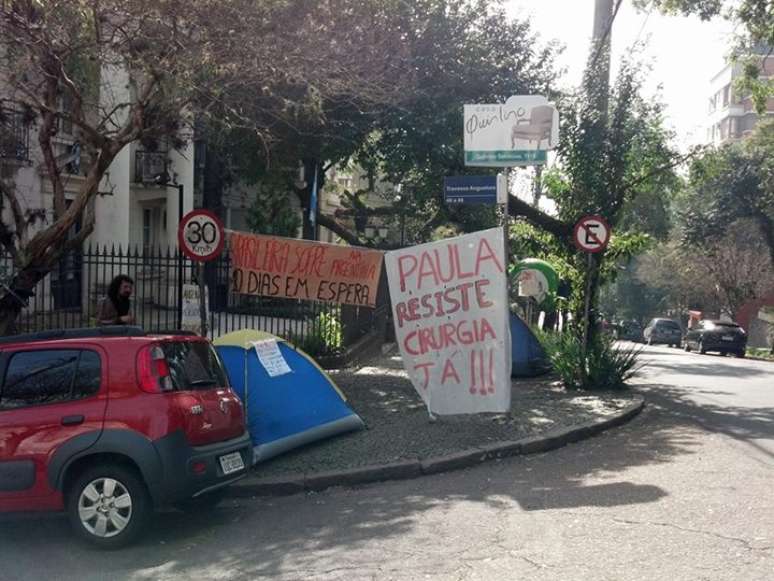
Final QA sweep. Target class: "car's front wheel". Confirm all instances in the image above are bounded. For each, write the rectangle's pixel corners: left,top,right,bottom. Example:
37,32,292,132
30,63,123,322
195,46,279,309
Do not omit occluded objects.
66,463,151,549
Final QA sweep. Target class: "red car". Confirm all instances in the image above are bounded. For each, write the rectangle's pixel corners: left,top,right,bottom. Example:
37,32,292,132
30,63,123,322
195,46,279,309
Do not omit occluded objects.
0,327,250,548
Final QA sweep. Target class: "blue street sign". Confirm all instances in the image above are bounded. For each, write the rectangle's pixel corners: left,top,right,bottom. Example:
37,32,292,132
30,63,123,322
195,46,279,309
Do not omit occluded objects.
443,175,497,205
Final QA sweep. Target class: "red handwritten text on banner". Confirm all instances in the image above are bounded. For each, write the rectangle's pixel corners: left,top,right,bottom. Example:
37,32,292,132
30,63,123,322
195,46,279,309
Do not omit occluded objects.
385,228,511,415
229,232,384,307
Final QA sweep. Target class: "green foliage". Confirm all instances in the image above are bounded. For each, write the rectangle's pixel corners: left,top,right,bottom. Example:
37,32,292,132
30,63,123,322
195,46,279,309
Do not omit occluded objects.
430,223,463,241
245,173,302,238
536,56,681,329
537,331,643,391
680,120,774,265
550,60,679,226
353,0,560,240
290,311,343,356
747,347,774,361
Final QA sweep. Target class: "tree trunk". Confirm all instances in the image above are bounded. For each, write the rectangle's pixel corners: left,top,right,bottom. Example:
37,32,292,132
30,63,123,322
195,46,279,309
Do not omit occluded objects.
757,212,774,268
0,264,52,336
0,145,113,335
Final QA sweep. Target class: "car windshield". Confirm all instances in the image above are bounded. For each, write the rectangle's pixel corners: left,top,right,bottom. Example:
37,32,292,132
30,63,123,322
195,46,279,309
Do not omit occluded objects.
656,321,680,329
160,341,229,390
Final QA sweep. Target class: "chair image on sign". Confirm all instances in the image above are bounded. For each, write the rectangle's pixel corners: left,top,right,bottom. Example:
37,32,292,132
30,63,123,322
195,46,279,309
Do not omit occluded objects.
510,105,554,149
214,329,364,464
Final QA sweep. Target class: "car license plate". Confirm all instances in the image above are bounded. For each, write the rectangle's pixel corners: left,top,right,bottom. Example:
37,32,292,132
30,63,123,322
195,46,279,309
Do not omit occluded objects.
219,452,245,475
722,335,734,342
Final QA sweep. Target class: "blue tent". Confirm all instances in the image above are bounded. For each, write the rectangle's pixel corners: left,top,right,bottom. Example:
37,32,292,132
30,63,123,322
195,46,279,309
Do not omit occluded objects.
510,312,551,377
214,330,364,464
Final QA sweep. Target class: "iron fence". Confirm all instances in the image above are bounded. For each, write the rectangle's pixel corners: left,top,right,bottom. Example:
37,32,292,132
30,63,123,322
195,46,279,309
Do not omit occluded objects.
2,245,389,358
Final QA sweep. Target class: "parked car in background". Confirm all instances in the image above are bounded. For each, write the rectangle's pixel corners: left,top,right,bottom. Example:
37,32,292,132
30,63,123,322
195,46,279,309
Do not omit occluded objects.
644,318,682,347
0,327,250,548
617,320,644,342
684,320,747,357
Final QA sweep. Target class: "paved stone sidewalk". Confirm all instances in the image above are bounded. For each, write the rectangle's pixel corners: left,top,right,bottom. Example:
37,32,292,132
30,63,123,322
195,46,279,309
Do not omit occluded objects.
230,348,643,496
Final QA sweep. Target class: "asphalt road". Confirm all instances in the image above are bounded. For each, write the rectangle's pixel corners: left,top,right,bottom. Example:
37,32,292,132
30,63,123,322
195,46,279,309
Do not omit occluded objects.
636,343,774,461
1,344,773,581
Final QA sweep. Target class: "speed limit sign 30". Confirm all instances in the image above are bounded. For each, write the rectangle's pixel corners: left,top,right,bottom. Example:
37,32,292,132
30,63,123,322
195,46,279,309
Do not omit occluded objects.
178,209,225,262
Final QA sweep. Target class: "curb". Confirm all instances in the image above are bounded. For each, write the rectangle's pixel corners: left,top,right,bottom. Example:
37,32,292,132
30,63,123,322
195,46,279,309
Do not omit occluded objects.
227,397,645,498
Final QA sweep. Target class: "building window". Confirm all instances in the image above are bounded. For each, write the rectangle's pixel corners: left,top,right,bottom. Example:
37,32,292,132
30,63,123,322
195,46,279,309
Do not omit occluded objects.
143,208,153,251
0,104,31,162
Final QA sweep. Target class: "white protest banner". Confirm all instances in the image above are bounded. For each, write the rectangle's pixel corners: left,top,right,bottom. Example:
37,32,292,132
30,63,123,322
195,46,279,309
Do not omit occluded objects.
252,339,292,377
385,228,512,415
181,284,208,335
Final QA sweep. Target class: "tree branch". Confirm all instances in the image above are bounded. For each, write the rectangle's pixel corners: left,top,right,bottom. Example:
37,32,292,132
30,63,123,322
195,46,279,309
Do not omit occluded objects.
507,194,573,242
621,148,701,197
38,72,67,219
317,213,365,245
0,179,26,250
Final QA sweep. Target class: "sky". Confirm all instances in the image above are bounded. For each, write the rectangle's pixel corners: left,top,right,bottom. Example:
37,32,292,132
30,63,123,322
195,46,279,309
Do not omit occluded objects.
504,0,737,150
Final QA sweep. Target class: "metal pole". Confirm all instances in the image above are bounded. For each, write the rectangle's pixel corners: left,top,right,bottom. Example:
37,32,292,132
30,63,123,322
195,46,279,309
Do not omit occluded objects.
177,184,184,329
580,251,594,382
197,261,208,337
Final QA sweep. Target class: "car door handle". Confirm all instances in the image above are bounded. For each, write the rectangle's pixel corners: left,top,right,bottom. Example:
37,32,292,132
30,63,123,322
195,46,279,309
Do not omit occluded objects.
61,415,85,426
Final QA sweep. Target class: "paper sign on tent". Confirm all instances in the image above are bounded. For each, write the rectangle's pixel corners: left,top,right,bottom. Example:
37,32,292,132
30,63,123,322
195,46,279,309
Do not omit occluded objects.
252,339,292,377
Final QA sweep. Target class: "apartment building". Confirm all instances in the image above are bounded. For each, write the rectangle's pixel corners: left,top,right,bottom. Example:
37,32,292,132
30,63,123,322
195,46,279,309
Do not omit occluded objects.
707,51,774,145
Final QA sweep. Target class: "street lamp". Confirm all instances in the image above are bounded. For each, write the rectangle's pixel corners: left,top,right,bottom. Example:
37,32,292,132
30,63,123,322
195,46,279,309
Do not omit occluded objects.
393,189,406,246
154,171,185,329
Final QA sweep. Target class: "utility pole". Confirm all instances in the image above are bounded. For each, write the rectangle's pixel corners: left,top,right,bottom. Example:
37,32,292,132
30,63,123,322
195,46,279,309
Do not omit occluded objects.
580,0,615,373
591,0,615,108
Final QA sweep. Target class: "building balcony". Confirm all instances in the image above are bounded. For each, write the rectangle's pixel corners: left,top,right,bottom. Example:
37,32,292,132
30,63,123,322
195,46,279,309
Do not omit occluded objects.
134,150,169,184
0,104,32,162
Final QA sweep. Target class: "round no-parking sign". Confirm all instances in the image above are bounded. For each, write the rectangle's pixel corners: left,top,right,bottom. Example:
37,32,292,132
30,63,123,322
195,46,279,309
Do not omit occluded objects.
573,215,611,253
178,209,225,262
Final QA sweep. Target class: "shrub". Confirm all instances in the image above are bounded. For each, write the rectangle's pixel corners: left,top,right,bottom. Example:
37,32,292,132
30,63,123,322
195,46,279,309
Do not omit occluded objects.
289,311,343,356
538,330,643,391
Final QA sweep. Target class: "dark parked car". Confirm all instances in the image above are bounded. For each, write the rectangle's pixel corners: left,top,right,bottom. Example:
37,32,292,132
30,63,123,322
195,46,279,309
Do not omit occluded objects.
617,321,644,342
684,320,747,357
644,318,682,347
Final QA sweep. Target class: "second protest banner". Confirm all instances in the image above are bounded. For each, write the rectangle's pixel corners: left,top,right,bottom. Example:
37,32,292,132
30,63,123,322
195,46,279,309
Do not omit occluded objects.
230,231,384,307
385,228,512,415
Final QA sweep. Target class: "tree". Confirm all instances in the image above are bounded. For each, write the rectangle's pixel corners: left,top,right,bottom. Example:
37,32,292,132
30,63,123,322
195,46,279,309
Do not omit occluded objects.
0,0,410,334
0,0,216,334
320,0,561,243
632,239,720,317
245,176,302,239
530,58,682,336
199,0,411,242
680,120,774,265
693,219,774,316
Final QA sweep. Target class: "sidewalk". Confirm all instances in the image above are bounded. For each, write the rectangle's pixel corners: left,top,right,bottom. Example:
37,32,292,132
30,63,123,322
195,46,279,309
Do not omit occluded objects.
229,347,644,497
